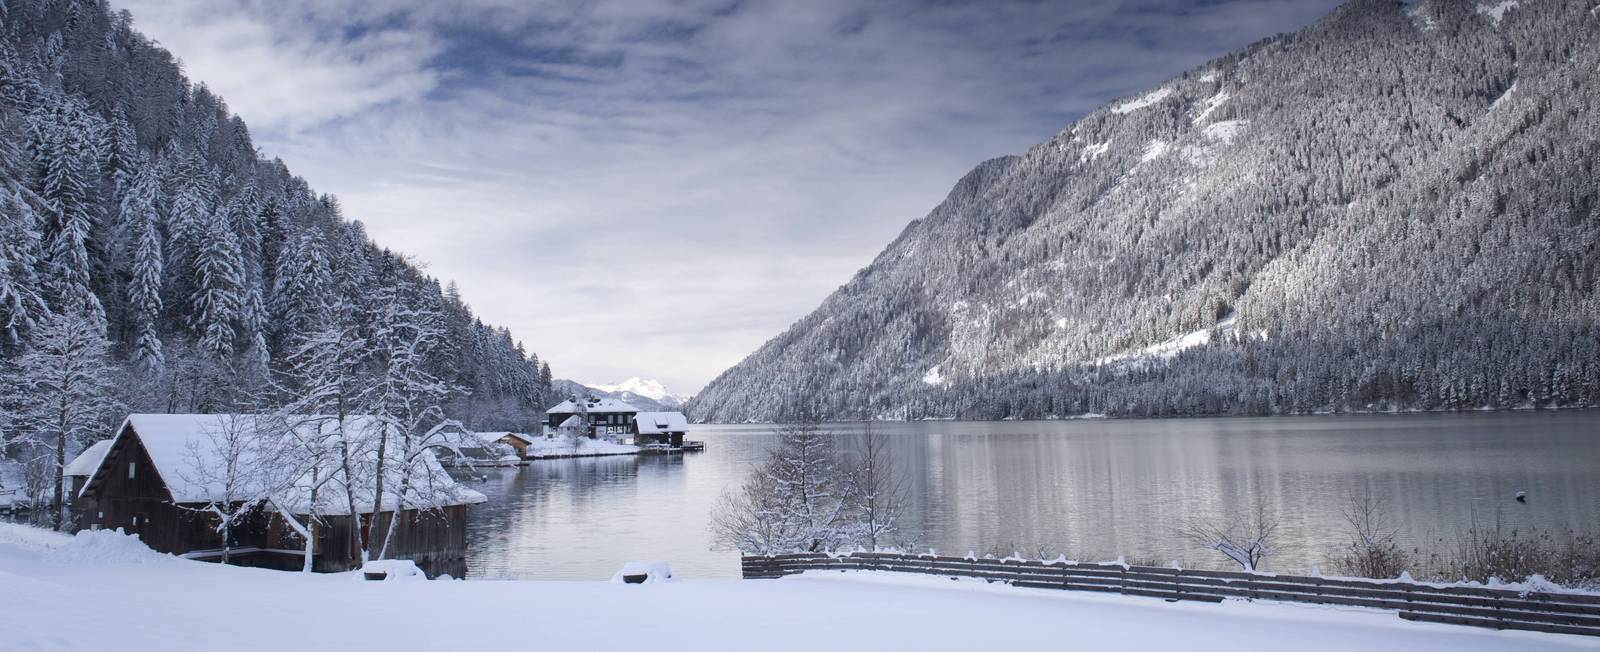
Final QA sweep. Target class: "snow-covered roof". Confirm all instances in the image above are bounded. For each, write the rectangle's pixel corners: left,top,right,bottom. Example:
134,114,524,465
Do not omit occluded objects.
558,415,586,429
634,412,688,435
546,397,638,414
82,414,485,514
65,440,114,477
476,431,534,445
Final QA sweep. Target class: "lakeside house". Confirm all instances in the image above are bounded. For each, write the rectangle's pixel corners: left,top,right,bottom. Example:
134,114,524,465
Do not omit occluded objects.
543,397,698,451
545,397,640,438
70,414,486,575
633,411,690,448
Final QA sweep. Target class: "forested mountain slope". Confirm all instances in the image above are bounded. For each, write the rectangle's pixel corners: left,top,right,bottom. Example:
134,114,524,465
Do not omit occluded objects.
690,0,1600,422
0,1,553,430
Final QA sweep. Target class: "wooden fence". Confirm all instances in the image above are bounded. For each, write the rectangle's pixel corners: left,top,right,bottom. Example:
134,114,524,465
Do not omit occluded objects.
741,552,1600,638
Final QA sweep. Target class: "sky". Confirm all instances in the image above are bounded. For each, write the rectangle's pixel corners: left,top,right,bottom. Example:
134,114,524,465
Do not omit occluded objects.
111,0,1344,394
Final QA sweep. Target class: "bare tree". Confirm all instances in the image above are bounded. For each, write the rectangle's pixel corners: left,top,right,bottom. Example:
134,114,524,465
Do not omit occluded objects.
841,424,910,549
375,417,469,561
1330,489,1408,579
279,314,372,563
1180,497,1279,571
712,462,797,554
257,413,343,573
177,414,269,564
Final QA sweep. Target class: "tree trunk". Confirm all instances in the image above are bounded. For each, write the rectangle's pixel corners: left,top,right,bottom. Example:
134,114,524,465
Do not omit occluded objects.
334,400,366,565
53,389,68,531
368,419,389,557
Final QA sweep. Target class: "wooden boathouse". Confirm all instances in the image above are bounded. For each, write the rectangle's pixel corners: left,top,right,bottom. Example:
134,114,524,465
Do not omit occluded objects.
71,414,486,576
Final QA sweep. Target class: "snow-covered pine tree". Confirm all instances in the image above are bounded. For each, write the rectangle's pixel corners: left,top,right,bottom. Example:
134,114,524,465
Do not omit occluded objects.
126,173,163,375
5,309,119,529
270,230,331,347
0,189,48,349
32,99,105,333
189,201,242,360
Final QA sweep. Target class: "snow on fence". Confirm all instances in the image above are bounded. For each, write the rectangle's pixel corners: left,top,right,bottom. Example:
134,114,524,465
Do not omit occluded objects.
740,552,1600,638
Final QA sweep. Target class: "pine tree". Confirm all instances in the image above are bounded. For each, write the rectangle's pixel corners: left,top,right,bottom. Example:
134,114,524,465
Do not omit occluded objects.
126,172,164,375
0,189,48,348
189,204,242,360
271,230,331,345
32,100,105,332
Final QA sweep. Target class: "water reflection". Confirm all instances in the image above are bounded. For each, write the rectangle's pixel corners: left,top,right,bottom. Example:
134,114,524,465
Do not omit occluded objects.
464,411,1600,580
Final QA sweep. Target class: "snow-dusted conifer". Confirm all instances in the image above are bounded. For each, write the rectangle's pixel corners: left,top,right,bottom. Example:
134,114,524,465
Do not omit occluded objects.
271,231,331,343
189,204,243,359
33,101,105,332
129,208,164,374
0,189,48,348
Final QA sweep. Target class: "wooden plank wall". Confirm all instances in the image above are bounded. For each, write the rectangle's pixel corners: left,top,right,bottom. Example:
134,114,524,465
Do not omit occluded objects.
741,552,1600,638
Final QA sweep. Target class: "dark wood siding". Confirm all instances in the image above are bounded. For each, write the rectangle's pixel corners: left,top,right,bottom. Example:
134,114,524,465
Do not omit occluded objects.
74,423,474,577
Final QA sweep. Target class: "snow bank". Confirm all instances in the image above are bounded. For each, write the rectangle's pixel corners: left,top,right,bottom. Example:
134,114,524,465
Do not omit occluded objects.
0,524,1587,652
0,523,172,565
53,528,174,565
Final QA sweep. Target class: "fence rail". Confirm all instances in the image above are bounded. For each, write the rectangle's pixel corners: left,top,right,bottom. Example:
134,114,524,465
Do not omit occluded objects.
741,552,1600,638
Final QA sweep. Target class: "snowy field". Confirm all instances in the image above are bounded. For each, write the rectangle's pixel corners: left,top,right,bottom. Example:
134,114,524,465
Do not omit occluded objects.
1,524,1594,652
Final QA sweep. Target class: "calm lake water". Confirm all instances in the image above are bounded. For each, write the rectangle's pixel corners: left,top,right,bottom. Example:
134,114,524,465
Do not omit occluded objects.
461,411,1600,580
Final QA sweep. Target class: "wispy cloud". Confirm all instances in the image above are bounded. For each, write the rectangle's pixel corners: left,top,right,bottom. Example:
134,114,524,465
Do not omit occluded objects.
112,0,1342,392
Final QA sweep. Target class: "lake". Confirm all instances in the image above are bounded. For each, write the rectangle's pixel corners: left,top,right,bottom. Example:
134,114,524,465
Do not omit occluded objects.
461,411,1600,580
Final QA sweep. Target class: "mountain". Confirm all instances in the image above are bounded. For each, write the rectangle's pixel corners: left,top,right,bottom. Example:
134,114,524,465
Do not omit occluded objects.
551,378,690,413
689,0,1600,423
0,1,554,429
589,377,689,408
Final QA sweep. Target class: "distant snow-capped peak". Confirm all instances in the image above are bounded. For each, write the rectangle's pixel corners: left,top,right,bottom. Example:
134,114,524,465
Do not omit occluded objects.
589,377,686,404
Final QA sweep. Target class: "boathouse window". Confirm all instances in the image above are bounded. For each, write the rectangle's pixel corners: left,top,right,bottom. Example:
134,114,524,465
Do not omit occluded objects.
128,462,136,479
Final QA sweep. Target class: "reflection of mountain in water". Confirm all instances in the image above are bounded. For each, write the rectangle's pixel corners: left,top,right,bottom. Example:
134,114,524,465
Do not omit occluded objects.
461,412,1600,581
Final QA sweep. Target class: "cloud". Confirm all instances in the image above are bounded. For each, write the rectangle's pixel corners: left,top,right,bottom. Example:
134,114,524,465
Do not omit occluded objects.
110,0,1344,393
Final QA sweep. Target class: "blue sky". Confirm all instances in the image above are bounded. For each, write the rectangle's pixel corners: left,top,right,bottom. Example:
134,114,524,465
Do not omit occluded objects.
113,0,1343,393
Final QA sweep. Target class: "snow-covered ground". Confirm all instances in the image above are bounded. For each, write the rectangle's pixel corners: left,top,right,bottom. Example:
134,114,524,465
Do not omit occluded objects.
524,434,640,459
2,524,1591,652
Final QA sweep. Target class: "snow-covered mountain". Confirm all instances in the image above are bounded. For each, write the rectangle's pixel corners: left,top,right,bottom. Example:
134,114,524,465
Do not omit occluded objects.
589,378,689,407
551,378,691,413
689,0,1600,422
